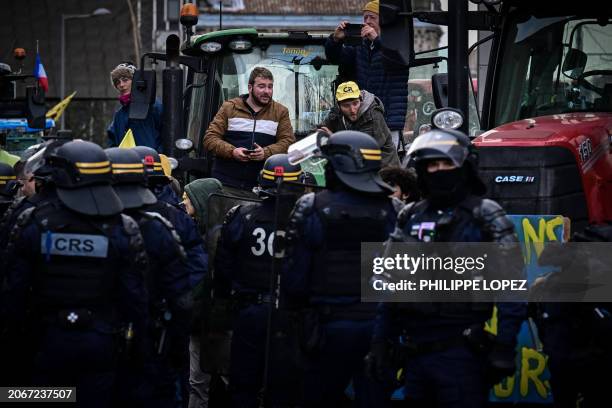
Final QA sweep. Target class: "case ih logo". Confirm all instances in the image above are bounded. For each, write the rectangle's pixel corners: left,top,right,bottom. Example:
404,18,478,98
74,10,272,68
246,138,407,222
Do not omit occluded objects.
494,175,536,183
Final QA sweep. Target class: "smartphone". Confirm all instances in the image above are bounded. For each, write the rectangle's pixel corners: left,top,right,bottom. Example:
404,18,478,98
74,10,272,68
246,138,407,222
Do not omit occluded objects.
244,149,257,154
343,23,363,45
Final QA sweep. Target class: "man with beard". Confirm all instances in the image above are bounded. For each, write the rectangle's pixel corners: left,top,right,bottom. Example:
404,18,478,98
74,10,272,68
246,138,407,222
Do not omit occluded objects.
203,67,295,198
320,81,400,167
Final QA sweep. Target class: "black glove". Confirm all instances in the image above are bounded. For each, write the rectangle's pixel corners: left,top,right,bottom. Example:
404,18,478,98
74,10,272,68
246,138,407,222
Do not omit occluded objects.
487,342,517,387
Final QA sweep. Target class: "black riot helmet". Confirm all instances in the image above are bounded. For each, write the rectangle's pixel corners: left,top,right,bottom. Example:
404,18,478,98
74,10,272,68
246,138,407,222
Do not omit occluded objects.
133,146,169,186
408,128,486,200
24,140,67,179
46,140,123,216
0,162,18,202
321,130,392,194
257,153,303,196
408,129,471,167
105,147,157,209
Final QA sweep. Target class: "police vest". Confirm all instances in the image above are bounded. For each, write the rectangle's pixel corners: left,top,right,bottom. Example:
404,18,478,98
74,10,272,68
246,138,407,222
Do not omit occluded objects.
144,200,199,248
128,209,186,299
402,197,484,243
310,191,390,297
399,196,493,320
235,198,295,291
25,200,124,320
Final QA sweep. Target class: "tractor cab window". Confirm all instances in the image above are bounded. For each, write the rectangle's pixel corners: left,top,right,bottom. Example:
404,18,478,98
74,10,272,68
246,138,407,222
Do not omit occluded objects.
220,43,339,137
494,15,612,125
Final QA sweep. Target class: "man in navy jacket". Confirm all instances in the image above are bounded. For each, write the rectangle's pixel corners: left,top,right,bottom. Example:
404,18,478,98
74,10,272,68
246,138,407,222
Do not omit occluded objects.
325,0,409,155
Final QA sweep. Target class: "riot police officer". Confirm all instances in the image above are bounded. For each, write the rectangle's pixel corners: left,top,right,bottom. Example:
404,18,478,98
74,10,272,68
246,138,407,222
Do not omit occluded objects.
283,131,397,407
133,146,207,289
215,153,303,408
0,140,67,250
0,140,69,387
106,147,192,407
1,140,149,408
370,129,526,408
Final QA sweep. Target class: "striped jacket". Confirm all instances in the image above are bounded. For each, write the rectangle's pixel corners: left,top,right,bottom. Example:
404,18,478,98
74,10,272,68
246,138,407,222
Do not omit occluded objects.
203,95,295,190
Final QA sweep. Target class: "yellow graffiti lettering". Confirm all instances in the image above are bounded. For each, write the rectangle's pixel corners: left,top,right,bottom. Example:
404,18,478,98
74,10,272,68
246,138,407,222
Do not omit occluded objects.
521,216,563,263
493,375,515,398
520,347,549,398
546,217,563,241
484,306,498,336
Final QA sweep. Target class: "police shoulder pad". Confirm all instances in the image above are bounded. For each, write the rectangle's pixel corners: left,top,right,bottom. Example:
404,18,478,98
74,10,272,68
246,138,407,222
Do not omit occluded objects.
0,196,26,230
142,210,186,260
120,213,149,267
286,192,315,236
141,210,173,230
475,198,516,242
15,205,36,228
120,213,141,236
5,206,36,254
396,201,418,227
475,198,506,223
6,195,26,213
223,204,242,225
294,192,315,215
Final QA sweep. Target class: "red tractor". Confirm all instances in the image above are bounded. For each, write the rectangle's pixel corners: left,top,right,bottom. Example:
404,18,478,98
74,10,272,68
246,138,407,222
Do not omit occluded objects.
381,0,612,232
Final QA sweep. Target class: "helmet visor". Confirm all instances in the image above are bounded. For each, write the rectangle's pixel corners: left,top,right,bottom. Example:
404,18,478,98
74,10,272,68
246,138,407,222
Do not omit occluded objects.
407,131,468,168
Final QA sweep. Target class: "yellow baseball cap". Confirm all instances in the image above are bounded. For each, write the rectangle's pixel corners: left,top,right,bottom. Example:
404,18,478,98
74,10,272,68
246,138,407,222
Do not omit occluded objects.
336,81,361,102
362,0,379,15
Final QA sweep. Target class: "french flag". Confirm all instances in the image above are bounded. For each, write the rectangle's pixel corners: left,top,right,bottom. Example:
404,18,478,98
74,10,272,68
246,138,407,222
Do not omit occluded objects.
34,53,48,92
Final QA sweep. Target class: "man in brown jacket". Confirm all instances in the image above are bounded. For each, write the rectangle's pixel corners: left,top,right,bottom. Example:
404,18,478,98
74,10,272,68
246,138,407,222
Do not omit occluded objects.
203,67,295,196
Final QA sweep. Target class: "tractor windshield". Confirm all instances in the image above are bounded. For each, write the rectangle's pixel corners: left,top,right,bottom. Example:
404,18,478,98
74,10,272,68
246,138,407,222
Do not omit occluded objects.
493,14,612,126
219,43,339,137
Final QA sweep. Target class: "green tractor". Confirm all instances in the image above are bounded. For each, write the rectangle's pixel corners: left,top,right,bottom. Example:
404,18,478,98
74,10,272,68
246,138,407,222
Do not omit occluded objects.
130,16,347,186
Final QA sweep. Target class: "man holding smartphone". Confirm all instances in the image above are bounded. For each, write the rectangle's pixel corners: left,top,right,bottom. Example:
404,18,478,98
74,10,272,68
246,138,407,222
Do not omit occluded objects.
203,67,295,198
325,0,410,162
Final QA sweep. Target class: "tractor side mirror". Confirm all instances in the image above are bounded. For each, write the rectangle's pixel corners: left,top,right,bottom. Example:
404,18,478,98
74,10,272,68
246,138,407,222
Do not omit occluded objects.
129,69,157,120
562,48,587,80
432,73,449,109
379,0,414,67
25,86,47,129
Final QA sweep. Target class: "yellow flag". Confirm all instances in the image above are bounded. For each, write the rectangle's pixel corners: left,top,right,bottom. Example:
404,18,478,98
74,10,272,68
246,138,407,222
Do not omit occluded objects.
159,154,172,177
46,91,77,121
119,129,136,148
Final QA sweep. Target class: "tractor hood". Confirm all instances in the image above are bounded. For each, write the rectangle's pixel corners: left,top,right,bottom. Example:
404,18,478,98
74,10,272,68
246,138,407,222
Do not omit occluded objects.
474,113,612,149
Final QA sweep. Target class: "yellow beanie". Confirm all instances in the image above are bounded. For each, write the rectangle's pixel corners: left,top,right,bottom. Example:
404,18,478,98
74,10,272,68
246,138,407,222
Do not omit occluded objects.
362,0,379,14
